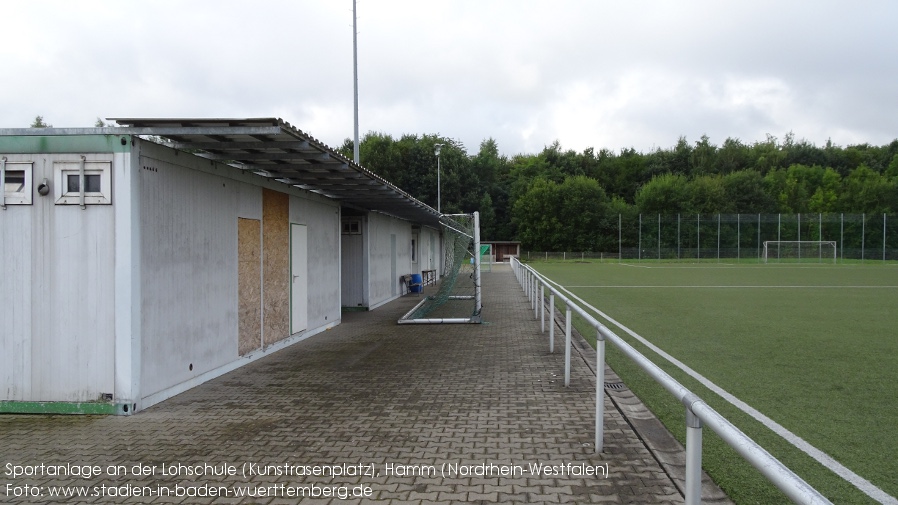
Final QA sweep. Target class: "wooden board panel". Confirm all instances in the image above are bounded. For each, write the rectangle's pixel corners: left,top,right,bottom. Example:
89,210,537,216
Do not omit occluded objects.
262,188,290,344
238,218,262,355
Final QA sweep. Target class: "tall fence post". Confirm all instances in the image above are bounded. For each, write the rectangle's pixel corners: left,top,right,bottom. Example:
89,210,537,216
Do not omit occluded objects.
862,213,866,262
638,213,642,261
736,214,741,259
618,213,622,262
697,214,701,261
540,284,545,332
685,407,704,505
564,308,571,387
595,328,606,453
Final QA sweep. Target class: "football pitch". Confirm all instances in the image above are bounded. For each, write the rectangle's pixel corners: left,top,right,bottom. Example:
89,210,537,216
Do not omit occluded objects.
529,261,898,505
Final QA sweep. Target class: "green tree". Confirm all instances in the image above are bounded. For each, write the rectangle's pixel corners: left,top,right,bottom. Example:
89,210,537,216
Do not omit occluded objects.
634,173,690,214
513,176,609,251
512,178,562,250
688,175,729,214
556,176,608,251
717,137,751,174
690,134,716,175
808,168,841,212
722,170,776,213
840,164,898,213
30,115,51,128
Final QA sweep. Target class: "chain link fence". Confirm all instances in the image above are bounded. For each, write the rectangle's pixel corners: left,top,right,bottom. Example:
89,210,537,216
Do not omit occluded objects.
524,213,898,263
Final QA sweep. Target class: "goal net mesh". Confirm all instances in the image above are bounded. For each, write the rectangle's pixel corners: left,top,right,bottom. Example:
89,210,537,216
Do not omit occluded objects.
399,213,482,323
763,241,837,263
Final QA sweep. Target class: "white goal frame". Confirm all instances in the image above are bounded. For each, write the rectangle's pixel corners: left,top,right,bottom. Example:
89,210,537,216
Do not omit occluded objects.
762,241,837,263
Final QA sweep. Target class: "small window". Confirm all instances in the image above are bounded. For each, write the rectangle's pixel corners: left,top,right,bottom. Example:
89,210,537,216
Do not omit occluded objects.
66,174,102,193
2,161,33,205
54,160,112,205
341,219,361,235
411,234,419,263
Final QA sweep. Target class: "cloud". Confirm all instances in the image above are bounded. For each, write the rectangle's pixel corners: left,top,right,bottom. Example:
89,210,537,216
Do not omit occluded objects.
4,0,897,157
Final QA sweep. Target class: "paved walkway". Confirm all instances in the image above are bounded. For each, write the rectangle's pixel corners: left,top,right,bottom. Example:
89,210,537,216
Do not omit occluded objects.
1,264,730,504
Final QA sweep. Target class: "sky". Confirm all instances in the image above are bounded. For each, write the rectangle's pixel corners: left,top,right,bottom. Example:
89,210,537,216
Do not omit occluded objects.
4,0,898,157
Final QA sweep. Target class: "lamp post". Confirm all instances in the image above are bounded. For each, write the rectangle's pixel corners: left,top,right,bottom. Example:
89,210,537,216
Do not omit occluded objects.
434,143,444,214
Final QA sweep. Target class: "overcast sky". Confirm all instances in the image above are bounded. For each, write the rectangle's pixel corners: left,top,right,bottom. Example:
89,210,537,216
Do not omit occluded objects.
5,1,897,156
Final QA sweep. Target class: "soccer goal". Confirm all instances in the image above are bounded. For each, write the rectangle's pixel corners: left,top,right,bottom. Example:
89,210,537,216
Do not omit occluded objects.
398,212,482,324
762,241,837,263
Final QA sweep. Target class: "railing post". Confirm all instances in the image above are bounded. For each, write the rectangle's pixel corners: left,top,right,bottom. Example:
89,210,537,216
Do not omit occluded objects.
533,279,543,319
685,407,703,505
564,307,572,387
540,284,545,332
530,273,534,308
595,328,605,453
549,293,555,353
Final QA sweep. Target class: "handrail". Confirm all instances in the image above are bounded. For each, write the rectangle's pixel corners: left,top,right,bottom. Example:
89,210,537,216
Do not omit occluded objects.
510,257,831,505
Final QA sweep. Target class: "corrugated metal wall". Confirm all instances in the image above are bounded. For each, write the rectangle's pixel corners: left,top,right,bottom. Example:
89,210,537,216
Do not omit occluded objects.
137,143,342,400
137,150,241,397
290,195,340,327
1,152,117,402
367,213,413,307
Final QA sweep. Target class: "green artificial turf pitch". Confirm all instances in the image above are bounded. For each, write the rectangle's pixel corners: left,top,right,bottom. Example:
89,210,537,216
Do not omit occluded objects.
530,261,898,505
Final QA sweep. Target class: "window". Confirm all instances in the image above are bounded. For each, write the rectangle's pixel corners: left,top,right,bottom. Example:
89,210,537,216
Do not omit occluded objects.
67,173,101,193
411,233,419,263
54,160,112,205
341,219,361,235
1,161,33,206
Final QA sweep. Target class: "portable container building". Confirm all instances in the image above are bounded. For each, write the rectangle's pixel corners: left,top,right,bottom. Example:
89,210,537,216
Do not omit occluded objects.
0,118,442,414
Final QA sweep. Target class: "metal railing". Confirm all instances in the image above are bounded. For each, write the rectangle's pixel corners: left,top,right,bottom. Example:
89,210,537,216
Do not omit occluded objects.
510,257,832,505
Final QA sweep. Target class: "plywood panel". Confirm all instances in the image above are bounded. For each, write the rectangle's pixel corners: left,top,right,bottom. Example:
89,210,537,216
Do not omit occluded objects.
238,218,262,355
262,188,290,344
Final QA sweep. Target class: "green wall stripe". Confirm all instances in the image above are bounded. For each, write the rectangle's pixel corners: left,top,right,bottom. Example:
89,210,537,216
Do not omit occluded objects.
0,401,132,415
0,135,132,154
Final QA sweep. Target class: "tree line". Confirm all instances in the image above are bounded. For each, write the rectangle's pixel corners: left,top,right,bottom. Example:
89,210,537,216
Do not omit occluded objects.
27,116,898,251
341,132,898,251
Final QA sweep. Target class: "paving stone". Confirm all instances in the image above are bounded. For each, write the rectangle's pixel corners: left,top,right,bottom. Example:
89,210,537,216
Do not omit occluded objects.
0,264,732,504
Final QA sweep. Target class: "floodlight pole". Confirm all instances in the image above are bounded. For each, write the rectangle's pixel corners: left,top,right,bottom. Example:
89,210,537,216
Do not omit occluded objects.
352,0,360,165
434,143,444,214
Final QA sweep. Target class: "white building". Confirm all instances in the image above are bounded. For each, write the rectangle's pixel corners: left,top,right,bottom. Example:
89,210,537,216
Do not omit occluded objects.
0,118,442,414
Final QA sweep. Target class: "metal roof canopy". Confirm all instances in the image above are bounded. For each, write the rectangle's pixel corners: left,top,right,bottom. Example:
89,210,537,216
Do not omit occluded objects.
3,118,441,227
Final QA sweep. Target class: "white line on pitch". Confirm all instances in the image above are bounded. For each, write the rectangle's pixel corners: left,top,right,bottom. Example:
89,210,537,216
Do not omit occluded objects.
615,263,884,270
566,285,898,289
541,276,898,505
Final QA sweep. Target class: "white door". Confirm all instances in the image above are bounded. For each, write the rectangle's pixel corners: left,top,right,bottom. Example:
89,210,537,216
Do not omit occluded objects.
291,224,308,334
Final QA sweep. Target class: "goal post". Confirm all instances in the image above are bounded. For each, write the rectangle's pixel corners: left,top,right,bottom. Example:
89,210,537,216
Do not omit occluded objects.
762,241,837,263
398,211,482,324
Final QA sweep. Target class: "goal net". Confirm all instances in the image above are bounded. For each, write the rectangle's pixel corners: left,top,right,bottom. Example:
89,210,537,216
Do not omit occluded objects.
762,241,837,263
398,212,482,324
